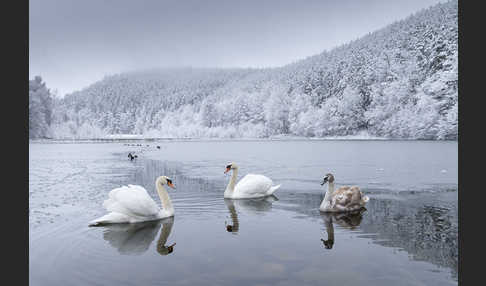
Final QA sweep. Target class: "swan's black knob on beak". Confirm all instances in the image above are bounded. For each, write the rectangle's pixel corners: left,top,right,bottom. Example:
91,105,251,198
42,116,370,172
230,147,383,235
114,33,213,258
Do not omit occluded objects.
224,165,231,174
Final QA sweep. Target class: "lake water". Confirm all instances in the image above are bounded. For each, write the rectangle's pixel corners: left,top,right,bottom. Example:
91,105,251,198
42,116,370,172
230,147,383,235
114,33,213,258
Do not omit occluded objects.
29,140,458,286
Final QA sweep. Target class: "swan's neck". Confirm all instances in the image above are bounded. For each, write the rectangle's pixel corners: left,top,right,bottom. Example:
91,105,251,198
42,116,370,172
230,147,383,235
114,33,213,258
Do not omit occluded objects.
158,221,174,246
157,220,175,255
324,182,335,202
156,183,174,215
227,201,239,232
325,216,334,242
320,182,335,210
224,168,238,196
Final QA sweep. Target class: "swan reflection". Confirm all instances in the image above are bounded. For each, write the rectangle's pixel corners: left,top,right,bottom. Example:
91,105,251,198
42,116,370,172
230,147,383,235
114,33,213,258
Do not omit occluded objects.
156,218,176,255
224,195,278,234
101,218,175,255
320,208,366,249
224,199,239,233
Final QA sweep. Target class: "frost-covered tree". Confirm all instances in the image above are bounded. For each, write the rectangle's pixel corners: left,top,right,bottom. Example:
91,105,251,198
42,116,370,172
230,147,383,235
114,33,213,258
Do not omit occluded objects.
264,85,291,136
29,76,54,138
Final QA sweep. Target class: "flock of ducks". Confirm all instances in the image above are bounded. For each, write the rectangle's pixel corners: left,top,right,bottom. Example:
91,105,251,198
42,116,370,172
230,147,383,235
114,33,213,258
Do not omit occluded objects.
89,143,370,244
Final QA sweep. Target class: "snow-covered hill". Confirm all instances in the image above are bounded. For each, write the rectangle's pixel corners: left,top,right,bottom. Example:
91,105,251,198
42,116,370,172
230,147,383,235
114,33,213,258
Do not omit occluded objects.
45,0,457,140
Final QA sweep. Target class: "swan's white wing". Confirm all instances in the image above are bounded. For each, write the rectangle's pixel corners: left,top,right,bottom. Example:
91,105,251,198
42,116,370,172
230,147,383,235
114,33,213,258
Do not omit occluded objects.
102,185,160,218
234,174,274,198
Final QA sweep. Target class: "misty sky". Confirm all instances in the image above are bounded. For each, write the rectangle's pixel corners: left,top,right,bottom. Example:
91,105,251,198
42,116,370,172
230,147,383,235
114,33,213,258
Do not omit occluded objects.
29,0,443,96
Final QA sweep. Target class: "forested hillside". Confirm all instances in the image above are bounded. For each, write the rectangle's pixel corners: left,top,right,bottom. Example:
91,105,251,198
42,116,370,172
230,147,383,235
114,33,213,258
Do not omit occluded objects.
31,0,457,140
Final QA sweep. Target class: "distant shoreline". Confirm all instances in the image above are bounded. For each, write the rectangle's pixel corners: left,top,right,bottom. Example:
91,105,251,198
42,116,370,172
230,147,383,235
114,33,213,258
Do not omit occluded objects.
29,137,457,143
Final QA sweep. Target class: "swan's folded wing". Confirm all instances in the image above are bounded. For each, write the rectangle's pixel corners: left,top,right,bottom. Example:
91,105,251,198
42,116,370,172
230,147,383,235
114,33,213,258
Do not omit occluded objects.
334,189,353,205
103,185,160,217
235,174,273,197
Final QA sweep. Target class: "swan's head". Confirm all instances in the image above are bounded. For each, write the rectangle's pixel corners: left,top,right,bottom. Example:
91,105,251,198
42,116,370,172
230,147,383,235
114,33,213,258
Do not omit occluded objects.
224,162,238,174
321,238,334,249
157,176,175,189
321,173,334,185
157,242,176,255
225,221,238,233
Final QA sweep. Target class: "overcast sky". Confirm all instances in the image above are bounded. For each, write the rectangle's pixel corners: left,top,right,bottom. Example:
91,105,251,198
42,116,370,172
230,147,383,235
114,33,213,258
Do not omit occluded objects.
29,0,443,96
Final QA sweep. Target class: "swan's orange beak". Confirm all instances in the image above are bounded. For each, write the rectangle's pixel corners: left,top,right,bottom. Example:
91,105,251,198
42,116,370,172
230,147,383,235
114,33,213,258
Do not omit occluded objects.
167,181,175,189
224,166,231,174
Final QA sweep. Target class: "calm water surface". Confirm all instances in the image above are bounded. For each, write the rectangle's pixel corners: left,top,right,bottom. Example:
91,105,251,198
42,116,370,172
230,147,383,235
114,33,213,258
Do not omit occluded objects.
29,140,458,286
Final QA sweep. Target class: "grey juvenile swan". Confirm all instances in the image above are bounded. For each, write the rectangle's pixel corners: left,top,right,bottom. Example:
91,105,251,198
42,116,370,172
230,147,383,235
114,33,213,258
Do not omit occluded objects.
319,173,369,212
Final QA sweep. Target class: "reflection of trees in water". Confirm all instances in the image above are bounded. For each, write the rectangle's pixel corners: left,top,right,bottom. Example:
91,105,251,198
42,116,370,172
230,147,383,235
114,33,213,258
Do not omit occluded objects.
102,218,176,256
130,159,181,189
131,159,222,196
362,199,457,278
278,193,321,217
283,191,458,279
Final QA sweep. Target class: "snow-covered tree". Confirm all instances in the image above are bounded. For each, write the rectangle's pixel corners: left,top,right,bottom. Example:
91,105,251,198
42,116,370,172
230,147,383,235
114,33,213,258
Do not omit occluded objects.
29,76,54,138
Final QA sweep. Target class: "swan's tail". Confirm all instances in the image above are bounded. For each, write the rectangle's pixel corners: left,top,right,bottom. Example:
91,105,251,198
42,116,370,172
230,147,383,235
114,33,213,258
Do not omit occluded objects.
267,184,281,196
88,218,105,227
89,220,103,227
88,212,129,226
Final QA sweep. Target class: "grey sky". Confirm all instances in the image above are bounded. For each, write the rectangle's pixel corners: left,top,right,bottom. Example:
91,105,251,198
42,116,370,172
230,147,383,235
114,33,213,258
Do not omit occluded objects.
29,0,443,96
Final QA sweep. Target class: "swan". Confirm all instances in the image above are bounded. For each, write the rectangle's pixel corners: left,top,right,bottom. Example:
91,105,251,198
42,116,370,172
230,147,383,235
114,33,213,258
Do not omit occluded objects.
223,162,280,199
319,173,369,212
89,176,175,226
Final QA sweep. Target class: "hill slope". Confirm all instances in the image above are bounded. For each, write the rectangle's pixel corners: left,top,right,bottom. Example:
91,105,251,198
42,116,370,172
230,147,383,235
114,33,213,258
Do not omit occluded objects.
51,0,457,139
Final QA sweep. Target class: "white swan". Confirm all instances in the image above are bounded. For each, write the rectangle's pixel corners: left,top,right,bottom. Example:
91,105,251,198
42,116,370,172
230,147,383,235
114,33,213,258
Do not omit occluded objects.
319,173,369,212
223,162,280,199
89,176,175,226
